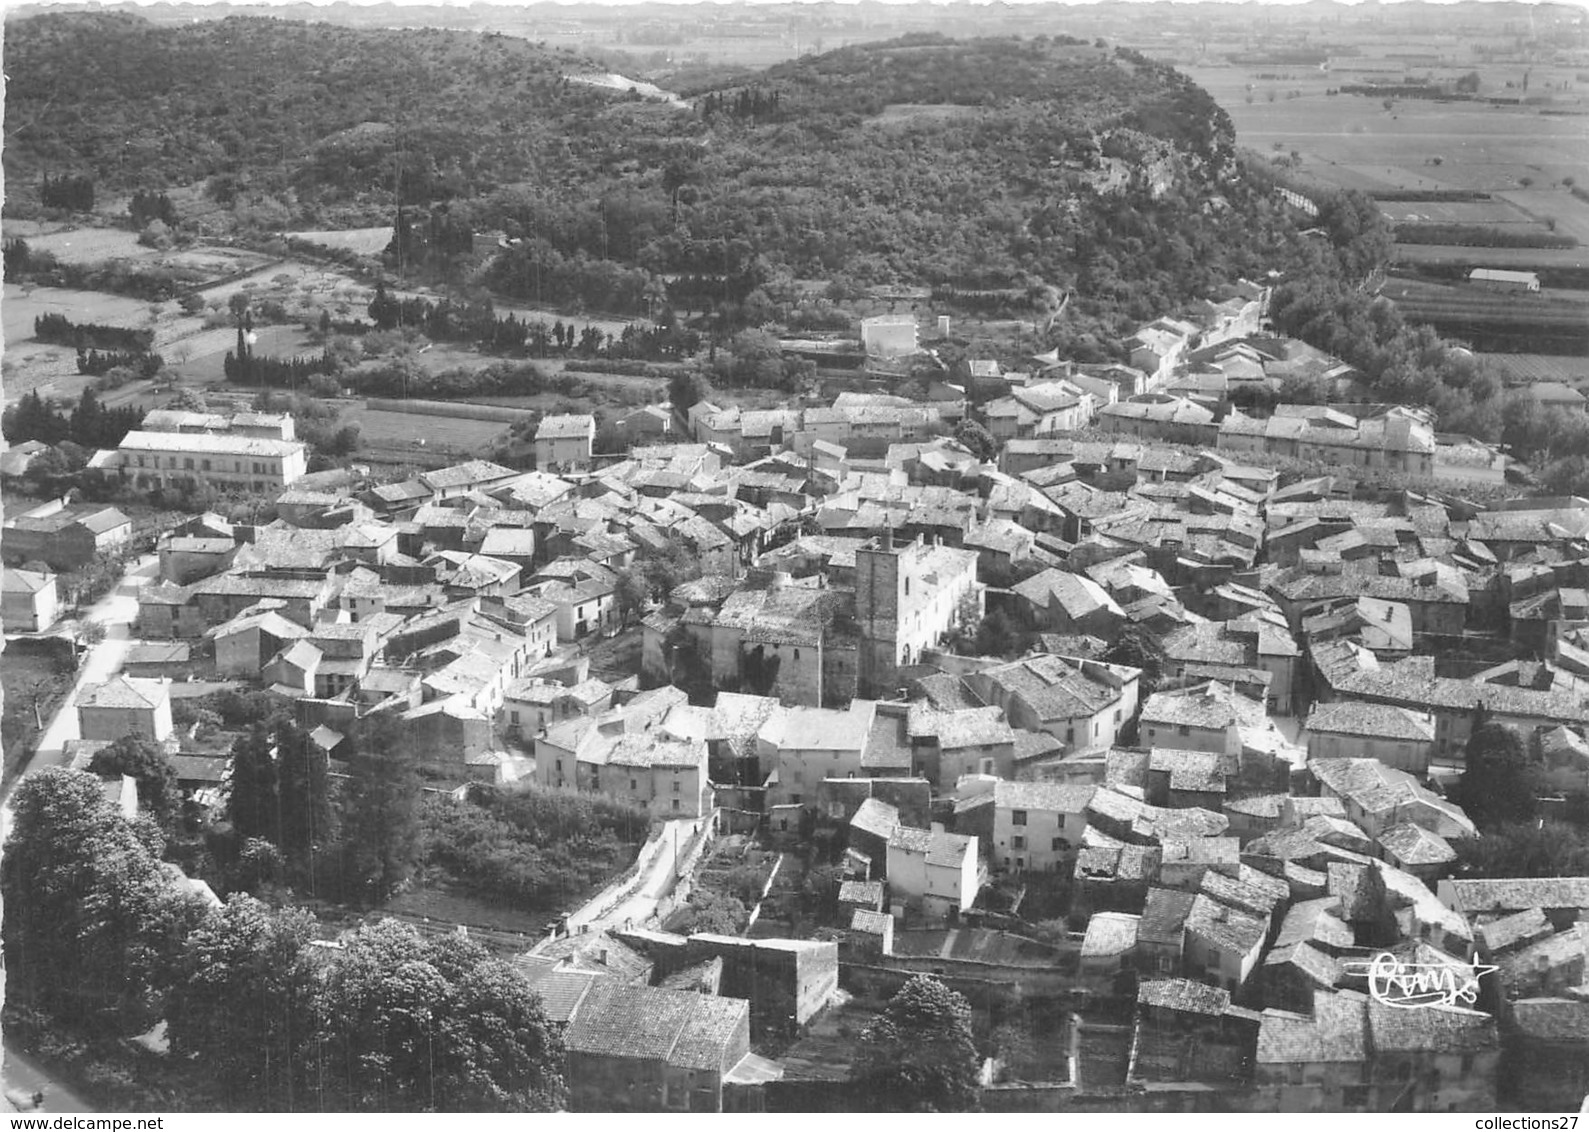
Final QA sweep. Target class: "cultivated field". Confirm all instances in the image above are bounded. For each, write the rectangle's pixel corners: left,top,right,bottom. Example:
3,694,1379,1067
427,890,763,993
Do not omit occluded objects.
1393,243,1589,271
1378,276,1589,353
1482,353,1589,384
1184,62,1589,196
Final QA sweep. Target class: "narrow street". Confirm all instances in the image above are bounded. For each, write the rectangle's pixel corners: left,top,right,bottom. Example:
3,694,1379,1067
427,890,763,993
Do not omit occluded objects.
0,553,157,1113
29,554,157,768
565,814,714,935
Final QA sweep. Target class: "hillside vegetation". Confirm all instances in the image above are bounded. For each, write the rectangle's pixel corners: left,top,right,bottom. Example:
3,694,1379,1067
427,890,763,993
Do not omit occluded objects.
7,14,1327,336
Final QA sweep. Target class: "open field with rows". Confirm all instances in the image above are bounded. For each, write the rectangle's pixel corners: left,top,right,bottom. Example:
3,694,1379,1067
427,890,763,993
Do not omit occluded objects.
1392,242,1589,271
1377,276,1589,353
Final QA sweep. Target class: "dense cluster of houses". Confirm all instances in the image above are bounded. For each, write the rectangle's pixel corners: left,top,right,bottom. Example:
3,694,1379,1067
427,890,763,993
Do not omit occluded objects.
13,286,1589,1113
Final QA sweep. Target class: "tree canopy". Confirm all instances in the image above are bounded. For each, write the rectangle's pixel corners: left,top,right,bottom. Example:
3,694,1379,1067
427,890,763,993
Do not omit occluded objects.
854,974,981,1112
311,920,566,1112
1,767,208,1031
1459,721,1541,830
89,733,180,830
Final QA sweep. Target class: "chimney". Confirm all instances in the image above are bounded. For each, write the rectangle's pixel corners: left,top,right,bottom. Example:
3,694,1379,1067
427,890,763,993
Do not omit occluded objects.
938,315,951,337
931,821,945,836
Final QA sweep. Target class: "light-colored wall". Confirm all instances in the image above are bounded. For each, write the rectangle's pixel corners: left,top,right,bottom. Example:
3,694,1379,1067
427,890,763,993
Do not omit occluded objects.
993,805,1084,872
79,699,173,744
1306,730,1432,775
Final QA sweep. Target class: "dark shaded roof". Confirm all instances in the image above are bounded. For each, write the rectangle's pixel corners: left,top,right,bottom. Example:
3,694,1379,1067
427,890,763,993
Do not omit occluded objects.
1138,887,1196,946
1138,977,1231,1017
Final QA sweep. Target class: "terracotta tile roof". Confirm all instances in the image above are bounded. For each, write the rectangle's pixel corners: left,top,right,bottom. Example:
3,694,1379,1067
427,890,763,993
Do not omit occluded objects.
1081,912,1140,958
1256,991,1368,1064
1366,998,1497,1053
1137,977,1231,1017
1478,907,1553,955
1509,997,1589,1042
1304,700,1435,743
1138,887,1196,945
1377,822,1456,866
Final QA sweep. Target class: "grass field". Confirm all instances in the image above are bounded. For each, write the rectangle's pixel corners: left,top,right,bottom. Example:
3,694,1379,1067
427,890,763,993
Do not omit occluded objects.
12,226,152,264
866,103,982,127
1379,199,1539,226
0,225,278,284
282,226,393,255
337,405,511,450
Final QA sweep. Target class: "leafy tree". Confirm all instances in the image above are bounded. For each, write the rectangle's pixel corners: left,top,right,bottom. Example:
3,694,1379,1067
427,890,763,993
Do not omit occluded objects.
339,715,423,904
854,974,981,1111
1103,626,1163,699
89,733,180,830
1,767,207,1030
643,536,706,598
1459,722,1541,830
614,565,649,628
955,420,997,462
313,920,566,1111
1454,820,1589,878
227,724,281,845
276,722,337,889
164,896,321,1110
667,367,711,415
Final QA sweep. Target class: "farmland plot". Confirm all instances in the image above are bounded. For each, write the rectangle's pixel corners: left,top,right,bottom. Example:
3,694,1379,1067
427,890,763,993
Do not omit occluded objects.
282,227,394,255
336,406,511,450
1184,78,1589,195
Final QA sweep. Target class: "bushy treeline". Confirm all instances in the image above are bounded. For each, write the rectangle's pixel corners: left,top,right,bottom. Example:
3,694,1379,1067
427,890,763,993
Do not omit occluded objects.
40,172,94,211
420,785,651,912
223,349,336,387
6,241,196,300
1394,223,1577,249
3,388,145,449
77,347,163,377
355,356,548,400
128,190,178,229
34,312,155,352
2,766,566,1112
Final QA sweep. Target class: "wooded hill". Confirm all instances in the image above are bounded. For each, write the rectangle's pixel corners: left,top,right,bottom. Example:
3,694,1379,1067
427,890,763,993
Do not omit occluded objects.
5,13,1328,330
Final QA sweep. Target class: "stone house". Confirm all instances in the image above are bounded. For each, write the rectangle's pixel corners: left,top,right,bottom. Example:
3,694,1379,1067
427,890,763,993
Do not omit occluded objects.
1303,701,1437,775
3,502,132,571
77,675,173,743
533,414,597,473
564,981,754,1112
886,824,982,921
964,654,1140,753
1,567,58,632
990,781,1095,872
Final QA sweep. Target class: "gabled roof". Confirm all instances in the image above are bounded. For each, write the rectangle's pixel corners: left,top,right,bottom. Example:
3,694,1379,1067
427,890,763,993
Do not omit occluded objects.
78,675,169,711
850,797,901,841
